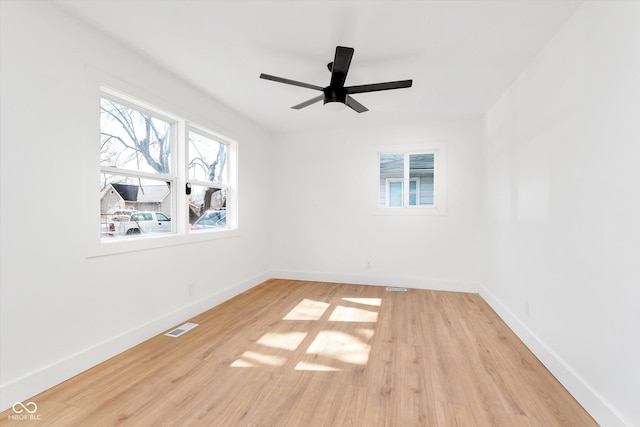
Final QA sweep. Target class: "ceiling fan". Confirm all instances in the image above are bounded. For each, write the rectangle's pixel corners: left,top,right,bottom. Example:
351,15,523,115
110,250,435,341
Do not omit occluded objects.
260,46,413,113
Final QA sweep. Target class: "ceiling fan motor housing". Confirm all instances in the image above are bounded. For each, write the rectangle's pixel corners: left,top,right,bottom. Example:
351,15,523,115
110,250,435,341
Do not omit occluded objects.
323,86,347,105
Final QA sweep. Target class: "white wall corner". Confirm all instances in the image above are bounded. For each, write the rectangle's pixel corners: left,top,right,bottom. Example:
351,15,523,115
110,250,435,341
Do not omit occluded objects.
478,285,630,427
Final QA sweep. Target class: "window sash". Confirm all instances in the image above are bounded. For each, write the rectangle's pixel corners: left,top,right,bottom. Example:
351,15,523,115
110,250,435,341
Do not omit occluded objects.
187,127,230,184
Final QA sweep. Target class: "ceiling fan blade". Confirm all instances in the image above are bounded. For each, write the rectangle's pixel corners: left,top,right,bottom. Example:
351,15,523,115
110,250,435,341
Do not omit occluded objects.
260,73,323,91
330,46,354,88
291,95,324,110
346,79,413,94
345,96,368,113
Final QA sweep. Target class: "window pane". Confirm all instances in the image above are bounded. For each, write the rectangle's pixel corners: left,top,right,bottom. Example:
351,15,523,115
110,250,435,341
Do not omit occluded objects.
100,174,173,238
189,131,227,184
188,184,227,230
409,154,434,206
190,209,227,231
380,153,404,175
379,154,404,207
100,98,172,175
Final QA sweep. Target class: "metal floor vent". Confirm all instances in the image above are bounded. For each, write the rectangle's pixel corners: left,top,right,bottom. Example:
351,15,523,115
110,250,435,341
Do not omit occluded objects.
385,287,408,292
165,322,198,338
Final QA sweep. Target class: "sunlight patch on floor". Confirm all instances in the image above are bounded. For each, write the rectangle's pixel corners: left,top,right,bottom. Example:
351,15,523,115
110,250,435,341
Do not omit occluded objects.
306,330,373,365
294,361,342,372
355,328,375,340
230,351,287,368
342,297,382,307
257,332,308,351
329,305,378,322
283,299,330,320
231,296,380,371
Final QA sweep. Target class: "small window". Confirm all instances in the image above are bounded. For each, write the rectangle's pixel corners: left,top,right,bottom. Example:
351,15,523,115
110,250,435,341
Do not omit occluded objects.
379,152,435,208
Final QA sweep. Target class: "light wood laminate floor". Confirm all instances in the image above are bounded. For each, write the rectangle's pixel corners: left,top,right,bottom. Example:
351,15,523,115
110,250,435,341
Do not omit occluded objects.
1,279,597,426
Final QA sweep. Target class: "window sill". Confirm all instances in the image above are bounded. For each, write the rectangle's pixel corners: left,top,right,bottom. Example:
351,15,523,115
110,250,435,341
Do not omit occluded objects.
86,228,241,258
373,206,447,216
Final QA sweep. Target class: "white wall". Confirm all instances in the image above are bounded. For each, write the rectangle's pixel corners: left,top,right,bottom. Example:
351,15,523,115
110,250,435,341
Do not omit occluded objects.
0,1,272,410
483,2,640,426
271,118,485,292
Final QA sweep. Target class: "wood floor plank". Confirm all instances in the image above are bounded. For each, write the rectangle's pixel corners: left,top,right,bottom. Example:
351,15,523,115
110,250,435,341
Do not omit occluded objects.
0,280,598,426
397,343,438,426
321,384,368,427
283,374,343,427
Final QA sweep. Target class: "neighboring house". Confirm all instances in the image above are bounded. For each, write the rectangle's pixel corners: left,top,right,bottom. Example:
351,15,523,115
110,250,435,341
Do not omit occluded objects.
100,183,171,217
100,184,126,218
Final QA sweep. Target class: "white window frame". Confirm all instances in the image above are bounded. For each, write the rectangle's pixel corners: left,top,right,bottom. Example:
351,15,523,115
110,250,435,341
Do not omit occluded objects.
374,143,447,216
87,85,239,258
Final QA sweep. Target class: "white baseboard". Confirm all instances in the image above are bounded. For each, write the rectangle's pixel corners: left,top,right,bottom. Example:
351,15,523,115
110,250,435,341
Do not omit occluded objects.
0,271,270,412
270,269,479,293
479,284,629,427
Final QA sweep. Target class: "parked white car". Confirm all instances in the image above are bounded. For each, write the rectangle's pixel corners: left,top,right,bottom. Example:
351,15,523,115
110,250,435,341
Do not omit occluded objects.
102,212,171,237
111,209,137,221
120,211,171,235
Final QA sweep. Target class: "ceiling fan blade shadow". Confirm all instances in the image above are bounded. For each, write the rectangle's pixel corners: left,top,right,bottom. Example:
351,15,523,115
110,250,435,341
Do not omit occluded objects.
260,73,323,91
345,96,368,113
330,46,354,88
346,79,413,94
291,95,324,110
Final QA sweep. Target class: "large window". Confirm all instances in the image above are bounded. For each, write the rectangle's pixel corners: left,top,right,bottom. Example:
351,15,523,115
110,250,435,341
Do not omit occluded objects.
99,89,236,243
379,152,435,208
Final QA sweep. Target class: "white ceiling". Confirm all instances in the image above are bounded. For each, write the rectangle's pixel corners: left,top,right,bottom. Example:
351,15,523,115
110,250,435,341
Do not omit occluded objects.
52,0,581,134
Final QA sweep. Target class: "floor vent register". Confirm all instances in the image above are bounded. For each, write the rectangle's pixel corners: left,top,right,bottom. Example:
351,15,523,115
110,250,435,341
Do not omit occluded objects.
165,322,199,337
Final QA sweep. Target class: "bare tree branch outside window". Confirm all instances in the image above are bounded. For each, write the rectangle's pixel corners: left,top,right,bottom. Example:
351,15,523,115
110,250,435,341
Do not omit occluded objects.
100,99,171,176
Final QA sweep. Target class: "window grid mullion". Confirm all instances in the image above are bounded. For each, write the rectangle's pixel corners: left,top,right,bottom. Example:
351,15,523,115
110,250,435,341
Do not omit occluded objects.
175,119,187,234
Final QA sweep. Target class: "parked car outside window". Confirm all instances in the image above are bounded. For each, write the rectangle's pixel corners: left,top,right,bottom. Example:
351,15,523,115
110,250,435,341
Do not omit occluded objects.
111,209,137,221
190,210,226,230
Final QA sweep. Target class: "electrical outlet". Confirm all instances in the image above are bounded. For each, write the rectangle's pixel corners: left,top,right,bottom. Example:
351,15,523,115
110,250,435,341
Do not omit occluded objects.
525,300,530,317
188,283,195,297
366,260,371,270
